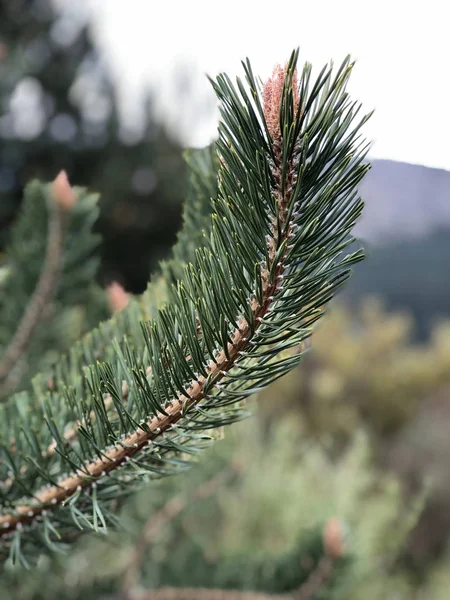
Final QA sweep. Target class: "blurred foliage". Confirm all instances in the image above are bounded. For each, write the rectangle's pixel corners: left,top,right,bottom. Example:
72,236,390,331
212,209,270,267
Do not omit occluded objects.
0,0,185,291
0,179,109,399
0,415,435,599
260,298,450,571
260,298,450,446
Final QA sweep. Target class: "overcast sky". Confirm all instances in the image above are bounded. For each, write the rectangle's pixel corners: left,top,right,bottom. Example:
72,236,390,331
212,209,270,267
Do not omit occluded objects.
84,0,448,170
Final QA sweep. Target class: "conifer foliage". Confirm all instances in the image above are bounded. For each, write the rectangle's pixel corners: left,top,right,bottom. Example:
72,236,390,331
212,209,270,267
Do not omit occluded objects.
0,172,107,400
0,49,370,569
0,0,185,289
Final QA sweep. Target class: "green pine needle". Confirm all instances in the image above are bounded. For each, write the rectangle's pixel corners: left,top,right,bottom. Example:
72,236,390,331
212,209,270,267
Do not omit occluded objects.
0,49,370,561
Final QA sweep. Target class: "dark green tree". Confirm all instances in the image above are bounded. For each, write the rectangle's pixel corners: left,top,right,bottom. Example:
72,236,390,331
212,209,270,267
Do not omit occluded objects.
0,0,185,290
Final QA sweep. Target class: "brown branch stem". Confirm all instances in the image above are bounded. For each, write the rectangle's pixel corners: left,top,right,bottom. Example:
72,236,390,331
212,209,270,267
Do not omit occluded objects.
0,202,66,389
1,386,126,491
0,276,280,535
0,116,297,539
294,556,336,600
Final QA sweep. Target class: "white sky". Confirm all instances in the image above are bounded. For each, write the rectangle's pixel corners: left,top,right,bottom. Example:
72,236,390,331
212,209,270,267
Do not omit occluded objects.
84,0,449,170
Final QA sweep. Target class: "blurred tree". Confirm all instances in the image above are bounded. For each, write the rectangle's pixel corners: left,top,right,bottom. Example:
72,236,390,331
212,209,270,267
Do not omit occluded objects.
260,299,450,447
0,0,185,291
260,299,450,571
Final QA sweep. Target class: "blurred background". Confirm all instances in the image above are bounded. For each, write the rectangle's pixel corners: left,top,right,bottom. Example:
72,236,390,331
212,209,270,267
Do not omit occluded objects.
1,0,450,596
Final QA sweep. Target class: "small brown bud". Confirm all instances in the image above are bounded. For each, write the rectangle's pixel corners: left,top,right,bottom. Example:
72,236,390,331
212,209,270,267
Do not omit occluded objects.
323,517,346,559
263,63,300,140
106,281,129,313
52,171,76,210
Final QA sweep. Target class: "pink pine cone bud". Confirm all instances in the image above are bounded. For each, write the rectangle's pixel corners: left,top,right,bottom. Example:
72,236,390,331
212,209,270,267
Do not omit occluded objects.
52,171,77,210
107,282,129,313
323,517,346,559
263,63,300,140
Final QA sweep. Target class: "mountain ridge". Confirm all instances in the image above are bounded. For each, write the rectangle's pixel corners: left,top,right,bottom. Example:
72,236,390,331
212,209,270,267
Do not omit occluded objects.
356,159,450,244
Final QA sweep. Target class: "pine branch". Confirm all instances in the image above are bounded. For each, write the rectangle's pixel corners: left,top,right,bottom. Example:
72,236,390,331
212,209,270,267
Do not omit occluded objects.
0,50,370,560
0,173,106,402
1,289,280,532
0,149,215,499
294,557,335,600
293,518,344,599
0,173,73,389
2,160,285,530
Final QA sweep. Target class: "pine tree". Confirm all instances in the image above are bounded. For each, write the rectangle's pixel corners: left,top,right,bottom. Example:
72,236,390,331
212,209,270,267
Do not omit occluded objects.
0,0,185,290
0,49,374,597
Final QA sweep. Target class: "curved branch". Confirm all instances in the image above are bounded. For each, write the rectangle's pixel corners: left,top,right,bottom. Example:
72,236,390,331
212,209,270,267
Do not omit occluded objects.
0,106,296,537
0,196,67,390
0,56,368,558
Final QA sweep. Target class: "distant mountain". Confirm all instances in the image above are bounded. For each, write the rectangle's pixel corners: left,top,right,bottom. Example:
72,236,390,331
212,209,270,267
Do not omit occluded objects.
335,159,450,339
355,159,450,244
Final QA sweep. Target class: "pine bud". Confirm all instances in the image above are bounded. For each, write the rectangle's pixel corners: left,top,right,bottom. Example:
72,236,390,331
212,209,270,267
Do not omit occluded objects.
107,281,129,313
263,63,300,140
52,171,76,210
323,517,346,559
